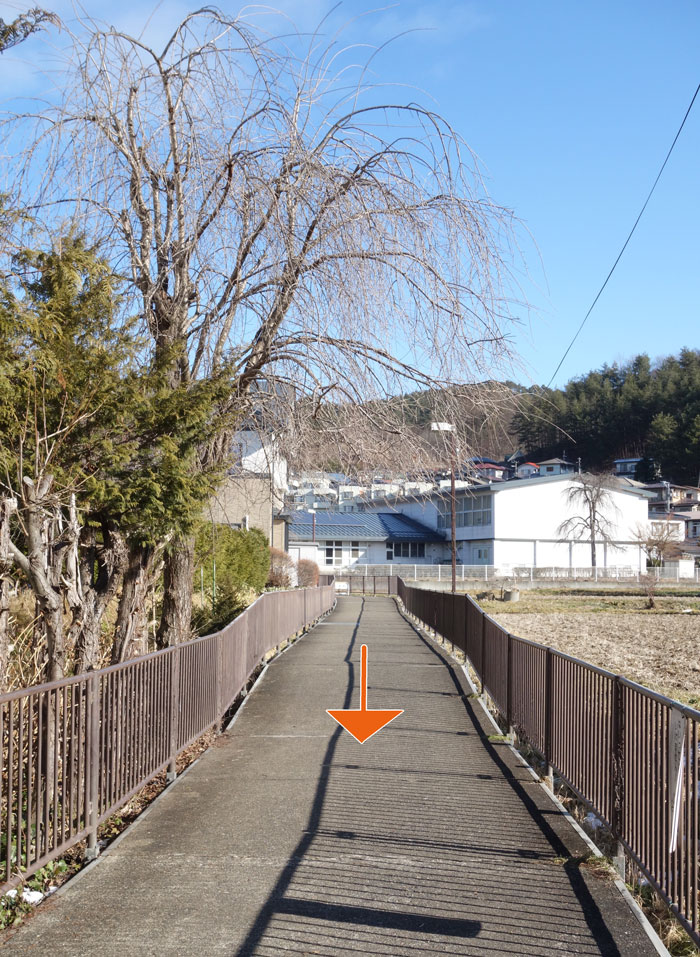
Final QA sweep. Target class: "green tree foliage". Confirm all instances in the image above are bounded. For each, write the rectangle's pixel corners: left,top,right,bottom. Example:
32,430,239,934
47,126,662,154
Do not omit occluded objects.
193,523,270,632
513,350,700,484
0,237,235,675
1,238,228,543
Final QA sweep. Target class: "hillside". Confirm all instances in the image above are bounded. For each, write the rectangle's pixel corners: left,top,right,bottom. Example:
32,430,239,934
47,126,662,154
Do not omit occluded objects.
285,382,524,475
513,350,700,484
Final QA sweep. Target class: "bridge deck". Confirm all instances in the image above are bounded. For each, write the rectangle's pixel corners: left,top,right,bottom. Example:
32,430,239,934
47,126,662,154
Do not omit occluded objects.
3,597,660,955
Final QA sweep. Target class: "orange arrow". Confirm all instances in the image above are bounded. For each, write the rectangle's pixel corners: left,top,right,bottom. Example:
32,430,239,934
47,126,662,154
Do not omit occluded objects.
327,644,403,743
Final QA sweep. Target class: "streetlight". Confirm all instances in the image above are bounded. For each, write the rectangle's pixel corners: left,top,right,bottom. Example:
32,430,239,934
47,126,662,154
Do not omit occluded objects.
431,422,457,594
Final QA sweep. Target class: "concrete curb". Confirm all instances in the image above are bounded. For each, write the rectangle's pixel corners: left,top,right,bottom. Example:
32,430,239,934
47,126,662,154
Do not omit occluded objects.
395,601,671,957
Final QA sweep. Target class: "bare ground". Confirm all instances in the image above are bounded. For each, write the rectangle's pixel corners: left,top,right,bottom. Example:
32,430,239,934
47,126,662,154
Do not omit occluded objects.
489,608,700,707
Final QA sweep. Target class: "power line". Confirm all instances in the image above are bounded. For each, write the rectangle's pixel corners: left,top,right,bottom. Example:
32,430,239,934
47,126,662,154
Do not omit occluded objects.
547,81,700,388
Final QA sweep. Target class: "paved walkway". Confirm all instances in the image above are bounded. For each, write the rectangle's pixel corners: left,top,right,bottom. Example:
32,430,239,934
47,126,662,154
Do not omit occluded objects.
4,597,660,955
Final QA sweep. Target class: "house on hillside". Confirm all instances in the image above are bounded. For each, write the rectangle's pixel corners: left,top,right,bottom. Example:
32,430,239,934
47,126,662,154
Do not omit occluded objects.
469,461,506,481
515,461,540,479
614,458,643,478
645,483,700,514
363,474,650,570
287,511,445,568
536,457,575,476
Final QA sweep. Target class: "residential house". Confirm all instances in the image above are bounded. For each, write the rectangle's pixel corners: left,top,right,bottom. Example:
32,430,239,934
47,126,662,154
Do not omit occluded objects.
614,458,643,478
469,462,506,481
288,487,338,511
645,483,700,514
536,457,576,476
336,484,369,511
515,462,540,479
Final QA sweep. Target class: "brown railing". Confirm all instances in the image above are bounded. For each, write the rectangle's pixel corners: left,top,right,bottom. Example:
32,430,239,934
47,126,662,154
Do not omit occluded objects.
0,583,335,894
397,578,700,947
332,575,398,595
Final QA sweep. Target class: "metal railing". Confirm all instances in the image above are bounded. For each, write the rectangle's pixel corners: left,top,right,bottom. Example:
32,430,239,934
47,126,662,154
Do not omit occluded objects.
332,575,398,595
397,578,700,947
331,563,700,582
0,583,335,895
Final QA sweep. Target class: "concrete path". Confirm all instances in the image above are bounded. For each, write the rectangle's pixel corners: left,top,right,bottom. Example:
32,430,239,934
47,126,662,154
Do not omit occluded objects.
3,596,661,955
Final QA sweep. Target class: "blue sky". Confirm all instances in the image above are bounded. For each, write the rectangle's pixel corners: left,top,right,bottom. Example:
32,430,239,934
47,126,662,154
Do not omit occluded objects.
1,0,698,388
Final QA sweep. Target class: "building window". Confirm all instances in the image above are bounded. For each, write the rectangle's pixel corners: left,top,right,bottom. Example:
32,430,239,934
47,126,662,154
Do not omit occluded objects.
325,540,343,566
545,466,554,473
351,541,360,559
438,494,492,529
387,542,425,560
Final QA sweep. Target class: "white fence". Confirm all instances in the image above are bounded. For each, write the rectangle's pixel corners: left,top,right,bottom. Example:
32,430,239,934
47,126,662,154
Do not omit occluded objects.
332,563,700,583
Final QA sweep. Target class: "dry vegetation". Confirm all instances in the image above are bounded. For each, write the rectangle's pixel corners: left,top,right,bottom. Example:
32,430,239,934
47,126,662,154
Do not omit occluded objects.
477,588,700,708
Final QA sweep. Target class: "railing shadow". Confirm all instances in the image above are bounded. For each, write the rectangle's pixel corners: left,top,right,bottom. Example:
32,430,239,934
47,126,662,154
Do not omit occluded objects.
401,614,622,957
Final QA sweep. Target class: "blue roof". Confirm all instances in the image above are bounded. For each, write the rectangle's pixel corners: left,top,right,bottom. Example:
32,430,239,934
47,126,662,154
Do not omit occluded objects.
289,511,443,543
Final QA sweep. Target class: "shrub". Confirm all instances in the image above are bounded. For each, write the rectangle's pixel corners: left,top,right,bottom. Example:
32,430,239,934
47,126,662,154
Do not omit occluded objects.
268,548,295,588
193,523,270,631
297,559,320,588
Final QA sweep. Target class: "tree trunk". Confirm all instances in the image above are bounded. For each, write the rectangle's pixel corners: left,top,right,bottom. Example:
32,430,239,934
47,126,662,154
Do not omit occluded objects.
71,524,128,673
157,536,195,647
112,543,154,663
39,590,65,683
0,498,18,692
24,479,66,682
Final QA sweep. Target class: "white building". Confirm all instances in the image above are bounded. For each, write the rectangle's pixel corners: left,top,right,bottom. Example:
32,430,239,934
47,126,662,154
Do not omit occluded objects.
233,429,288,492
365,474,650,570
336,484,369,511
288,511,445,568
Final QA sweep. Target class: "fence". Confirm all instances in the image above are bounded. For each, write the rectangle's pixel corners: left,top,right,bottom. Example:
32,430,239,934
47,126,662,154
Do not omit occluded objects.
0,583,335,895
397,578,700,947
333,563,699,582
332,575,398,595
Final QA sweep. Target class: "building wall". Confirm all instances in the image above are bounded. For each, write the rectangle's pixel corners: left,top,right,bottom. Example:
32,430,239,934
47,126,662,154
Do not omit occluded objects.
288,539,442,568
208,476,286,548
368,477,648,568
492,479,647,567
233,430,288,490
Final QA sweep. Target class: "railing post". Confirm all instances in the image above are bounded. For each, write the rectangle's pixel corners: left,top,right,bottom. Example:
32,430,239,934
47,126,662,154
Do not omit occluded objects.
85,672,100,861
167,647,180,783
544,648,553,788
506,632,514,739
216,633,224,720
479,612,486,695
611,676,626,879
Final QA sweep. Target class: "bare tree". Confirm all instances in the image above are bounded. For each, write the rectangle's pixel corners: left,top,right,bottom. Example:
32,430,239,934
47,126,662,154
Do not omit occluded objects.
557,474,621,568
632,519,683,566
7,10,525,644
632,520,682,609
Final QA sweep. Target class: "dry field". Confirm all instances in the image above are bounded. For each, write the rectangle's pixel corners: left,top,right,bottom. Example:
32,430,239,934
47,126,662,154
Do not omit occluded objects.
476,590,700,708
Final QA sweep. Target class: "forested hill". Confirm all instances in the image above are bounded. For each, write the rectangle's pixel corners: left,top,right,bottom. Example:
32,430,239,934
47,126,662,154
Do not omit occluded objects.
513,350,700,484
